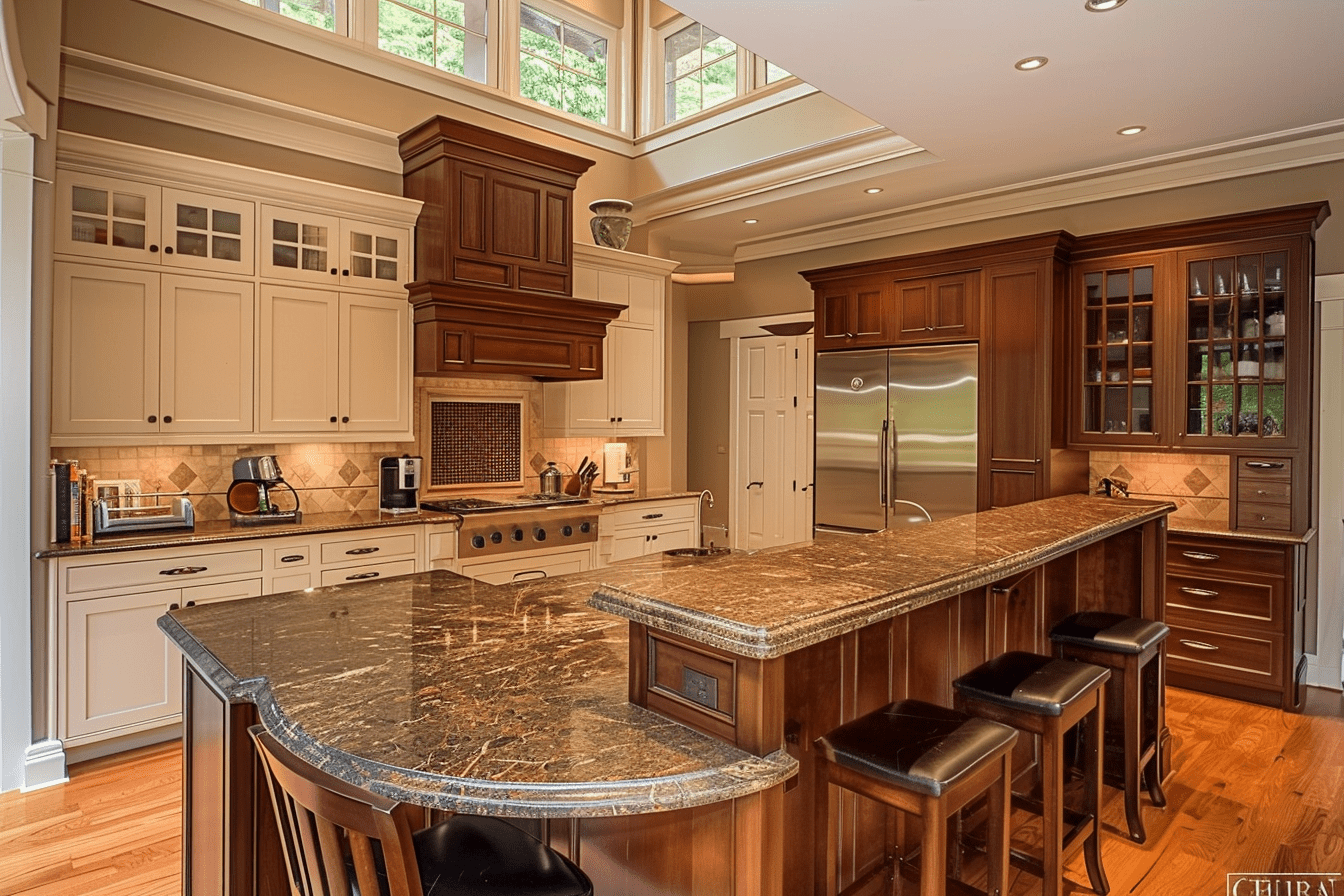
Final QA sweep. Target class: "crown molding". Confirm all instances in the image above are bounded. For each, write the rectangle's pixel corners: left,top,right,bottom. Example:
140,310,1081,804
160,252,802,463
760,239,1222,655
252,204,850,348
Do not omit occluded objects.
636,127,928,225
55,130,421,226
729,122,1344,263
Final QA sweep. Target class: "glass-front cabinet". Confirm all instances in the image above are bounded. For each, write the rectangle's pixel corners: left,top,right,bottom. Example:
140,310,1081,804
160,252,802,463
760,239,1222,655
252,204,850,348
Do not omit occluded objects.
1074,255,1167,445
1179,242,1295,446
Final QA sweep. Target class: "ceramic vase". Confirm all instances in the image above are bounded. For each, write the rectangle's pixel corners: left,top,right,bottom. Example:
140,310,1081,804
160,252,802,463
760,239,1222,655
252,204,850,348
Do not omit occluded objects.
589,199,633,250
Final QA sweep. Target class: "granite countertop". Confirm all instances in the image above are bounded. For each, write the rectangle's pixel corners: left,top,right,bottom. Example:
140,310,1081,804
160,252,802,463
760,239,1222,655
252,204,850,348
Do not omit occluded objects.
1166,516,1315,545
160,568,796,819
590,494,1175,659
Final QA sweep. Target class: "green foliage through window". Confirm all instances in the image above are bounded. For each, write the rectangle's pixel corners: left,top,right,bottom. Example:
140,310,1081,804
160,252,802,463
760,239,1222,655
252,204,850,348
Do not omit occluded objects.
239,0,336,30
665,21,738,122
519,4,608,124
377,0,489,83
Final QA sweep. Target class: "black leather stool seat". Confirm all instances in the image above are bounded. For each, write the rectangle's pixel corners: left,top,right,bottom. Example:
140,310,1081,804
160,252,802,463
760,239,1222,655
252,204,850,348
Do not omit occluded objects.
952,651,1111,717
815,699,1019,797
411,816,593,896
1050,612,1169,655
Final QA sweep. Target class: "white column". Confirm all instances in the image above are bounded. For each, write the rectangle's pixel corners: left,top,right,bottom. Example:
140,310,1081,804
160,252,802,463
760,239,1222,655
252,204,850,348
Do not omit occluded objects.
1311,273,1344,690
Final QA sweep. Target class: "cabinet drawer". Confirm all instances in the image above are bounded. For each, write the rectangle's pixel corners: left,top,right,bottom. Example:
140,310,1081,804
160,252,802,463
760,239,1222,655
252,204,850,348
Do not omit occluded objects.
319,531,418,565
64,548,264,595
1167,537,1287,578
604,499,697,530
273,545,311,569
1167,624,1282,687
1235,501,1292,531
1165,573,1279,625
1239,478,1291,504
319,558,416,587
457,546,593,585
1237,457,1292,484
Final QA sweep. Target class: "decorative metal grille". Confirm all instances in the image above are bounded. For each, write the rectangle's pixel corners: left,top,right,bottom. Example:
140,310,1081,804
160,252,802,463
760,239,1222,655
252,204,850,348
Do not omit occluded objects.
428,400,523,486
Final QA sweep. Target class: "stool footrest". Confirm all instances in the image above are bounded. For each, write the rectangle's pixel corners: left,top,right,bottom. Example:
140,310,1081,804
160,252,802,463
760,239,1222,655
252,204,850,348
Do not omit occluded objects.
897,854,999,896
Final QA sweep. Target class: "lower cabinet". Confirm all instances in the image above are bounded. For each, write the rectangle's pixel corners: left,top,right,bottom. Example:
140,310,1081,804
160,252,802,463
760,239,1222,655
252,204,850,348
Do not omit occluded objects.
1164,531,1307,712
600,498,699,565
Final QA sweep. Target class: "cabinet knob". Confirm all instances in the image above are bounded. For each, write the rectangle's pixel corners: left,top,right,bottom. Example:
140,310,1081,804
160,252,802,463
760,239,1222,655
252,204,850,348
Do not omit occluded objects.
163,415,172,423
609,417,616,422
164,246,174,254
342,269,350,277
149,244,159,253
148,415,157,423
330,416,338,423
330,268,338,275
926,326,934,331
616,416,622,422
342,416,349,423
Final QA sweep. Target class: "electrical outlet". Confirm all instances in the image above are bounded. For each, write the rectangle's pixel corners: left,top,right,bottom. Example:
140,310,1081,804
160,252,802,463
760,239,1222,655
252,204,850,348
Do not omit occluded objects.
682,667,718,710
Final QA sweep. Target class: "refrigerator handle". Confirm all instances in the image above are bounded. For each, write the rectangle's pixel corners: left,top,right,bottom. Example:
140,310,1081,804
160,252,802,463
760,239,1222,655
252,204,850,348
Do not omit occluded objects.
879,419,889,507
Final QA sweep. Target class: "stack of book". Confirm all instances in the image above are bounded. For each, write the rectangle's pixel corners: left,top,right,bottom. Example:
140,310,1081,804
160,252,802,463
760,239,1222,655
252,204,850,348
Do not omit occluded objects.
50,459,87,544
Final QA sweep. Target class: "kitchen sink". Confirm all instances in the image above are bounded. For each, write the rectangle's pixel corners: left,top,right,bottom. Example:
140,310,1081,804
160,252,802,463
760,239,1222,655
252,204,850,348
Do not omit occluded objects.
663,546,731,558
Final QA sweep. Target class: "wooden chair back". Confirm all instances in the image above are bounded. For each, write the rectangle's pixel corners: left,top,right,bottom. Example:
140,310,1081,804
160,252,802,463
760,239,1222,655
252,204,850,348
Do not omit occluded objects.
249,724,422,896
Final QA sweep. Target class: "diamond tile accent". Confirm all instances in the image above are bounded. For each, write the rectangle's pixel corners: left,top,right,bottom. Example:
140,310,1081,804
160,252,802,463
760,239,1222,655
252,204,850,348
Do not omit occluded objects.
339,459,361,486
1183,468,1213,495
170,462,197,492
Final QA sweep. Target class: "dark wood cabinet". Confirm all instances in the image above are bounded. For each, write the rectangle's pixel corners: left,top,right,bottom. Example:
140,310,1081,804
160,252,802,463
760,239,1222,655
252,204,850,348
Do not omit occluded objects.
1164,531,1309,712
893,270,978,341
815,279,891,349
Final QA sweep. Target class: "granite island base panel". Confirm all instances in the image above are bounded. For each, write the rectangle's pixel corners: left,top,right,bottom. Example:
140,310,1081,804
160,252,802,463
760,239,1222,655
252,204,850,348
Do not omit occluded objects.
161,494,1171,896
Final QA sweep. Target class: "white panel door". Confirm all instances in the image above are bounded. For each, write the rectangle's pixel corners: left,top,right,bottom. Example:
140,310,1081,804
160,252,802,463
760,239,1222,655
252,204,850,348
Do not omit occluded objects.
610,323,660,432
738,337,797,550
259,285,340,432
160,275,254,433
340,294,411,432
52,263,159,435
795,334,816,541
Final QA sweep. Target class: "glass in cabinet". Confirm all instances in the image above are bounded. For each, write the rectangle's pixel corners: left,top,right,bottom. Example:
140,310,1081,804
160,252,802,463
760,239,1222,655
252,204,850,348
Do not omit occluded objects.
1181,246,1290,442
1077,260,1160,442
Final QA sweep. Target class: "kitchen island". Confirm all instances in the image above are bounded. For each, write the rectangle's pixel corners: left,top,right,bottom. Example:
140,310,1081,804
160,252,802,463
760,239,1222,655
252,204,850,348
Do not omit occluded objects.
161,494,1171,896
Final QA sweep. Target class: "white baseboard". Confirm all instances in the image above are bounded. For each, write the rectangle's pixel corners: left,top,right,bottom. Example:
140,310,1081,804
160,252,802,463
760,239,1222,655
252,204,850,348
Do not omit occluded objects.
1306,653,1344,691
21,739,68,792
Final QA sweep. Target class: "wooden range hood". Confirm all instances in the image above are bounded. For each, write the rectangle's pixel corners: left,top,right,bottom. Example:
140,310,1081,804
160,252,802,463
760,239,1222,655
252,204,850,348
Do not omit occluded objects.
399,115,625,380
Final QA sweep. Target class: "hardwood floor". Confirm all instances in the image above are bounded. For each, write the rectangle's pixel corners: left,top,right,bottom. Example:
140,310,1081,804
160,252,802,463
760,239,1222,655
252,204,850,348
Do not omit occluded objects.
0,687,1341,896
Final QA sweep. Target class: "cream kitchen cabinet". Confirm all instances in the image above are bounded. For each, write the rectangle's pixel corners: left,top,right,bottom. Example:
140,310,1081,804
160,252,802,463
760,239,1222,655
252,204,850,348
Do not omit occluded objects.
56,171,255,275
599,498,699,565
51,262,254,438
543,246,678,437
56,544,264,748
316,529,421,586
457,544,595,585
258,285,412,437
260,205,411,295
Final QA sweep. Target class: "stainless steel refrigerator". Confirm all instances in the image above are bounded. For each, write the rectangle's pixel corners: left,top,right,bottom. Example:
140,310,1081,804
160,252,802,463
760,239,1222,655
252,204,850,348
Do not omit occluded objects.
815,344,978,533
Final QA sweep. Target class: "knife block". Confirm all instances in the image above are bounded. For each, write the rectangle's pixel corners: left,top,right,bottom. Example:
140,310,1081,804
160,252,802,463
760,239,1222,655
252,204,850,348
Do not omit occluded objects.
563,474,582,496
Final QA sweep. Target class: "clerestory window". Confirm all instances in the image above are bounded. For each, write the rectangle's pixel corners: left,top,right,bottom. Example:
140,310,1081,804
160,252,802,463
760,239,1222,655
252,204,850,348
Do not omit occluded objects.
238,0,340,31
518,3,612,125
663,20,739,123
377,0,491,84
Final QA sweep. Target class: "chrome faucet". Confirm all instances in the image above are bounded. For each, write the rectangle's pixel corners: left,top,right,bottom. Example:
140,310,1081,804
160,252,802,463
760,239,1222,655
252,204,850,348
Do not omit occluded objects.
698,489,715,547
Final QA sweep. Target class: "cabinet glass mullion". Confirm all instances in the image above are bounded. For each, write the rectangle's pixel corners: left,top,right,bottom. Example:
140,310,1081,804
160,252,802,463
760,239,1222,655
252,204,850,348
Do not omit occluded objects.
1184,250,1287,439
1081,265,1155,436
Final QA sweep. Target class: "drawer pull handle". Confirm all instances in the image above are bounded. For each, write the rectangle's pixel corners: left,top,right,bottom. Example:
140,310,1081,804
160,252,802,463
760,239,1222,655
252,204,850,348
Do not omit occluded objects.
345,571,380,581
1245,461,1285,469
1181,551,1220,563
280,554,305,563
1179,586,1219,599
642,513,664,520
345,547,380,555
160,566,208,576
512,570,547,581
1179,639,1219,651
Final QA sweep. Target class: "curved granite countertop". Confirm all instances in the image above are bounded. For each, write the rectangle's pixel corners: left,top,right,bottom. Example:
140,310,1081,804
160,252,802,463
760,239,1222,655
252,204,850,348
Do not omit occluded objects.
1166,516,1315,546
159,566,796,819
590,494,1174,659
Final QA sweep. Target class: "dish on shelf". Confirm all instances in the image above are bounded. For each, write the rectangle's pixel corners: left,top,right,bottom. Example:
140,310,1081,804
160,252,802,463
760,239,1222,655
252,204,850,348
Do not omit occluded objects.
1133,367,1152,378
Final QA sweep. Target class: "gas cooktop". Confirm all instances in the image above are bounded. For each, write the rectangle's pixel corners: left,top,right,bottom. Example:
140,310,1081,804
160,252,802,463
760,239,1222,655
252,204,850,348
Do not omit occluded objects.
419,494,590,515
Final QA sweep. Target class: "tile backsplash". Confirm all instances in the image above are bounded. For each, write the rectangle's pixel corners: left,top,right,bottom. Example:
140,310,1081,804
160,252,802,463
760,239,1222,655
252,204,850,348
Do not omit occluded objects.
1089,450,1230,526
52,376,635,524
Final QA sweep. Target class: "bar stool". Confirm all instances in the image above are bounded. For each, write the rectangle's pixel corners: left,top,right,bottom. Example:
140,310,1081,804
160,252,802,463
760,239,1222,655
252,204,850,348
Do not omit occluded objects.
1050,611,1170,843
813,699,1018,896
952,652,1111,896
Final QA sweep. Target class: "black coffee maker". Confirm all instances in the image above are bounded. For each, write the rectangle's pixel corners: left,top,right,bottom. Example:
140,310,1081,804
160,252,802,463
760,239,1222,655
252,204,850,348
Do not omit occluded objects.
379,455,422,513
227,455,301,525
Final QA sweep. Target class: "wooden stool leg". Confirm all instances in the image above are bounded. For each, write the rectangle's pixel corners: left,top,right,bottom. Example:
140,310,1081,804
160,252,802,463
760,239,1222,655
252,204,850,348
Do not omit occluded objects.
921,794,945,896
1041,718,1063,896
1122,658,1146,843
1143,652,1167,809
815,757,835,896
1083,694,1110,896
985,750,1011,896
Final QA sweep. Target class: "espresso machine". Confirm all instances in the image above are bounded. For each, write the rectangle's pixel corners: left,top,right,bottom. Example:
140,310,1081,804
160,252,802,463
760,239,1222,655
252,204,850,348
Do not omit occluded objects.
227,455,301,525
379,455,422,513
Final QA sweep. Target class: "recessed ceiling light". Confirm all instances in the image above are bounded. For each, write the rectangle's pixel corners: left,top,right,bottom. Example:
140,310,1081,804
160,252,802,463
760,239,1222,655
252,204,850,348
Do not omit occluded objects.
1015,56,1049,71
1117,125,1146,136
1085,0,1126,11
743,218,759,224
864,187,883,194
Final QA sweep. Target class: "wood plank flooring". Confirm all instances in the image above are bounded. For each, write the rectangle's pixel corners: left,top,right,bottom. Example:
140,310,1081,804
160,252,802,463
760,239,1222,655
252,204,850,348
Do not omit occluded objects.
1,687,1341,896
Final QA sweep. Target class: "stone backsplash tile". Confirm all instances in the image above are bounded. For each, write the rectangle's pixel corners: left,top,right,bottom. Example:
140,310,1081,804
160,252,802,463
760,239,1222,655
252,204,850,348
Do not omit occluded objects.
1090,450,1230,525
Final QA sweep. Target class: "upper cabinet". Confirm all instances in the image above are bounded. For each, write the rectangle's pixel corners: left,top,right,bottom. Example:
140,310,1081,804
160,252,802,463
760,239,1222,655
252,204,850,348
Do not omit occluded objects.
815,279,892,349
1067,205,1326,455
893,271,979,342
51,134,422,446
57,172,255,275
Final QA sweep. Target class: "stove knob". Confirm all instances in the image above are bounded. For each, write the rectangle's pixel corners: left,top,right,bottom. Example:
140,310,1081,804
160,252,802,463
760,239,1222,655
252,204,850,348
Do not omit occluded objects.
511,528,525,542
470,534,486,549
534,527,547,542
490,531,503,544
579,521,592,534
561,525,573,537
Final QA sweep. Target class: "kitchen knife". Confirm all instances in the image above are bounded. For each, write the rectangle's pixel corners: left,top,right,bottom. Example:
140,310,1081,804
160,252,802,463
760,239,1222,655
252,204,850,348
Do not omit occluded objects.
577,456,588,478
